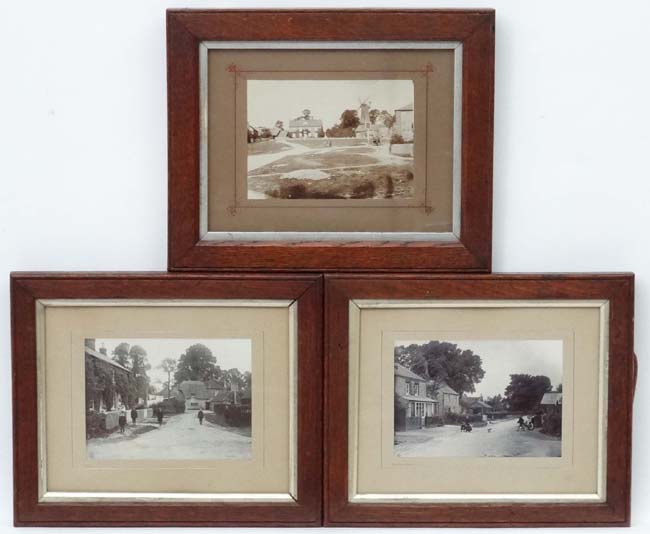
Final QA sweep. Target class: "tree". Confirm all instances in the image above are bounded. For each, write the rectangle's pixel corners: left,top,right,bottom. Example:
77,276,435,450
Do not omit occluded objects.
158,357,177,399
379,110,396,128
369,108,380,124
128,345,150,405
504,374,552,412
274,120,284,130
395,341,485,395
112,342,130,368
174,343,219,384
486,393,506,411
339,109,360,129
556,383,563,393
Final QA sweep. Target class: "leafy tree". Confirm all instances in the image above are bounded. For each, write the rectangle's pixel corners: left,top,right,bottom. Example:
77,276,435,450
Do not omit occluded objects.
158,357,177,398
486,393,507,411
379,110,396,128
174,343,219,383
274,120,284,130
504,374,552,412
556,383,563,393
128,345,150,403
369,108,380,124
112,342,130,367
394,341,485,395
339,109,360,129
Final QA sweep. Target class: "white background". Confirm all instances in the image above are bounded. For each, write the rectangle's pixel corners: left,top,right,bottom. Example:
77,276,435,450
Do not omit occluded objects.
0,0,648,532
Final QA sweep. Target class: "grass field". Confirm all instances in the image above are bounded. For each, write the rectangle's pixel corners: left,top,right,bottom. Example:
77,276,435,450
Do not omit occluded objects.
247,139,415,200
249,147,379,177
247,139,292,156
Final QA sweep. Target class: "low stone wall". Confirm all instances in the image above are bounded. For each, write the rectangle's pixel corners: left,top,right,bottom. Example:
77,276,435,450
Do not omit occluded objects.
136,408,152,420
390,143,414,157
104,411,120,431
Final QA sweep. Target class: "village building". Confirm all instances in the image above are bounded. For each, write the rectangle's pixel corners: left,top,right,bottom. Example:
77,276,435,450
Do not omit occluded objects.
176,380,210,410
394,364,462,430
85,339,131,413
393,102,414,141
287,109,323,138
355,101,390,142
540,392,563,415
394,363,438,431
434,380,461,414
460,395,493,417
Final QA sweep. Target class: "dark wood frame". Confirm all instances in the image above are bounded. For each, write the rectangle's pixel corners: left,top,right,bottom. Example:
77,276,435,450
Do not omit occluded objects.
11,272,323,527
167,9,494,272
324,274,635,527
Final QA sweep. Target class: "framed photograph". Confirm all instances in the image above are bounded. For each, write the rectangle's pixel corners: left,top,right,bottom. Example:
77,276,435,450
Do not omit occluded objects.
324,274,635,527
11,273,322,527
167,9,494,271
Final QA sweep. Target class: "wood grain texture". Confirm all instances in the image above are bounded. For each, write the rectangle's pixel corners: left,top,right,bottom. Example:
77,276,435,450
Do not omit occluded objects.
166,9,494,272
324,274,634,527
11,272,323,527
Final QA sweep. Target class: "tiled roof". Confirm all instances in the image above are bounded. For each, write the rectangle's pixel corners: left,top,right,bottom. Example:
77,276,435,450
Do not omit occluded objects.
289,118,323,128
395,102,414,112
435,381,459,396
394,363,428,382
85,346,130,373
178,380,210,400
541,392,563,405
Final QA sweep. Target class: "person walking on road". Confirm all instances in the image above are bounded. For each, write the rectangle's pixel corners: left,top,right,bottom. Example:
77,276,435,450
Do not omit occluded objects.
118,410,127,433
157,407,164,426
131,407,138,426
197,409,204,425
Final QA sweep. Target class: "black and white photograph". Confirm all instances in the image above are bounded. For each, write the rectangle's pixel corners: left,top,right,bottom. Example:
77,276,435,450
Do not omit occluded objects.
247,79,415,200
394,340,563,458
85,338,252,460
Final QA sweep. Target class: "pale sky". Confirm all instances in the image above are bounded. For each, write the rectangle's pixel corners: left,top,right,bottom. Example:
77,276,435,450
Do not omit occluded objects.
395,339,563,398
95,338,251,387
247,79,413,130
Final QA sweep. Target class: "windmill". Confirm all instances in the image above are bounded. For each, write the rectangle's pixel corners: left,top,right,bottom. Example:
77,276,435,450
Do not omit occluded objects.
358,97,372,126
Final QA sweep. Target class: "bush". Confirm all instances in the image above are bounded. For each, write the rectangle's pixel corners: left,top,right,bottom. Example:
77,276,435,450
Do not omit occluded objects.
425,415,444,427
445,412,483,425
325,126,356,138
350,181,375,199
151,398,185,415
542,412,562,437
86,412,108,439
213,404,251,427
390,133,406,145
383,174,394,198
266,183,346,200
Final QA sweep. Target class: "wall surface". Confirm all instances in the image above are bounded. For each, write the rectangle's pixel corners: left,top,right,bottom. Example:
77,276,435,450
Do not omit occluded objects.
1,0,649,532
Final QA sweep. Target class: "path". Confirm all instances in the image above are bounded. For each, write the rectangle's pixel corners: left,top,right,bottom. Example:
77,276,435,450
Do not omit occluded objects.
87,411,252,460
247,140,312,172
395,418,561,458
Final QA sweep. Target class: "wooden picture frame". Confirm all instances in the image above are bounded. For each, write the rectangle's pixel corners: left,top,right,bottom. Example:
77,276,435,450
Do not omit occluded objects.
11,272,322,527
167,9,494,272
324,274,635,527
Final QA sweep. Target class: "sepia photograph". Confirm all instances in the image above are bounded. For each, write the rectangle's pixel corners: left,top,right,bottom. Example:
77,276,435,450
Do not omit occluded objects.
84,338,252,460
247,79,415,200
394,340,563,458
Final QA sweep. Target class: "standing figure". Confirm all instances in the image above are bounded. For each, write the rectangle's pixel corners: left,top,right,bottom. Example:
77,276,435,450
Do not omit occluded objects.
118,410,127,433
157,407,164,426
130,407,138,425
197,409,204,425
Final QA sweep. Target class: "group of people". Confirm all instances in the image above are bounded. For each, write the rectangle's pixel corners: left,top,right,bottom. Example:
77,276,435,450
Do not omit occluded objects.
117,406,165,433
116,406,205,433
